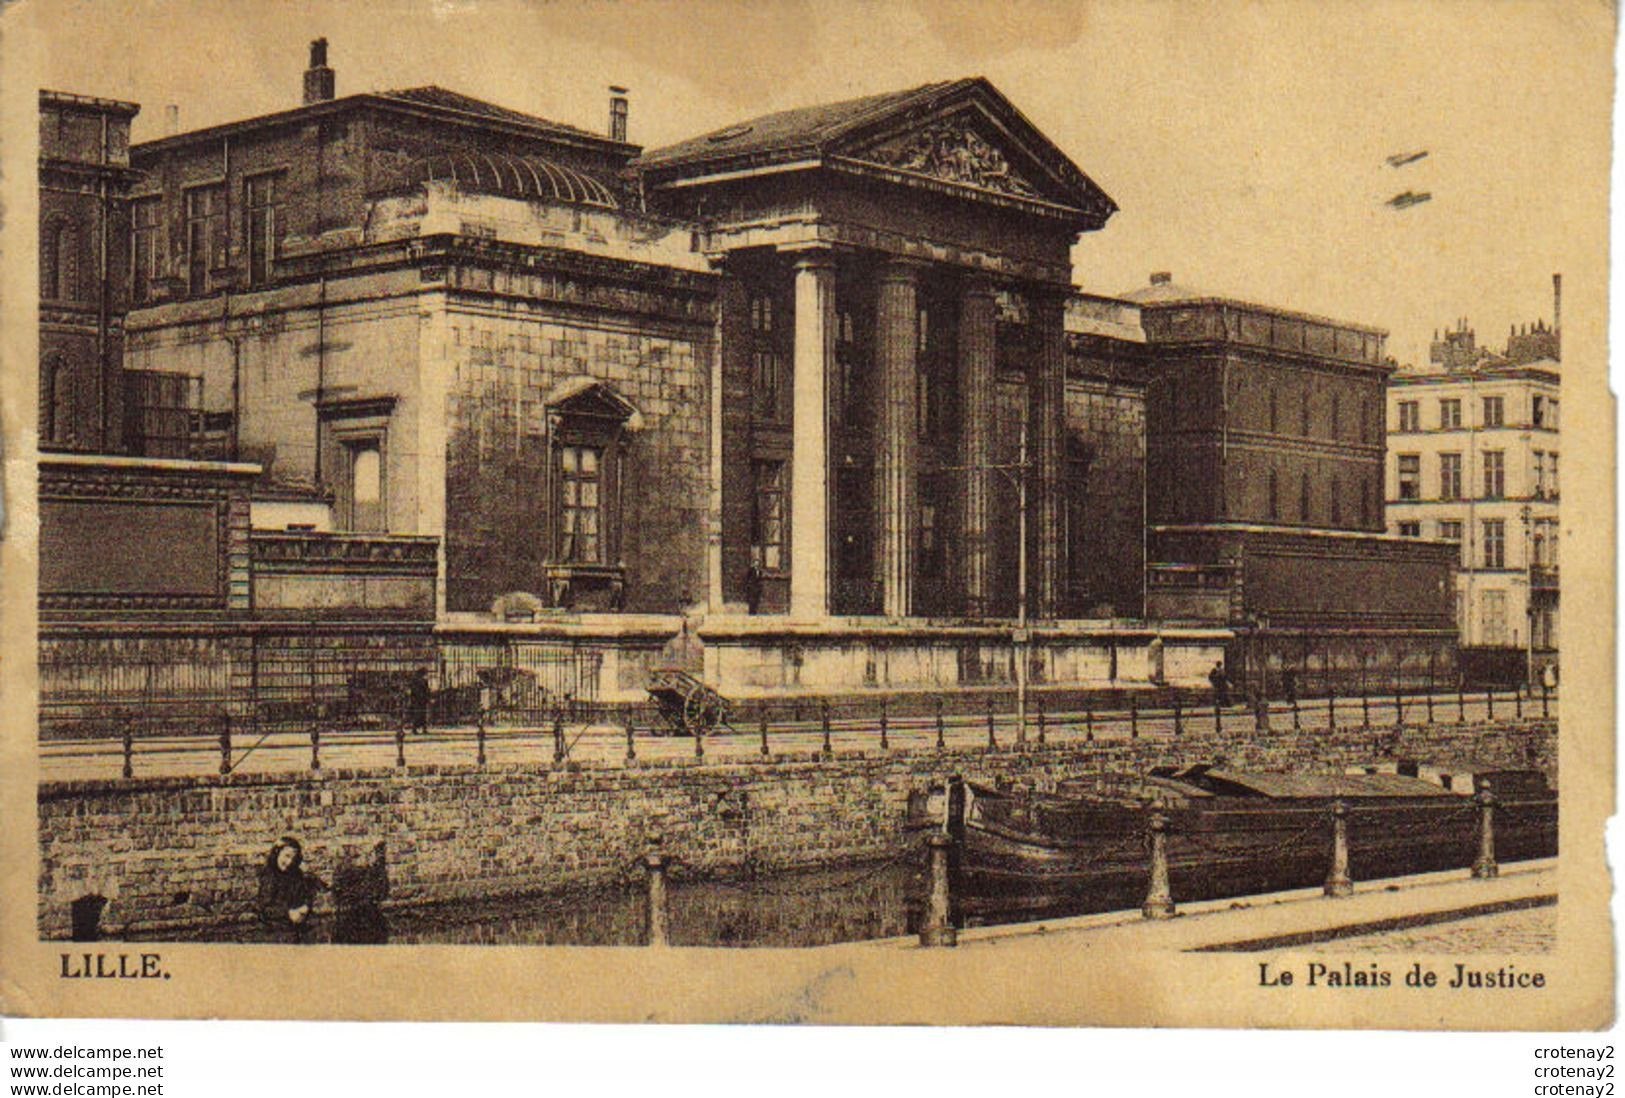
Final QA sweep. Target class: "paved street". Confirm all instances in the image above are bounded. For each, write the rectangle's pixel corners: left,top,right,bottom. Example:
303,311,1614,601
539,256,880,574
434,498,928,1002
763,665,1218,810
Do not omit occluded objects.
37,690,1554,784
1330,903,1555,953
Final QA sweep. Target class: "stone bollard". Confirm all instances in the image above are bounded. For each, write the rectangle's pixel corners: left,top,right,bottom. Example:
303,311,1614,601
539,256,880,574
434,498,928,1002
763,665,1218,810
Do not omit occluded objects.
1472,782,1498,880
759,712,770,757
1394,691,1405,728
820,700,833,759
1324,800,1353,897
1129,697,1138,739
919,832,958,948
1327,690,1337,731
1486,689,1495,722
395,724,406,769
1458,684,1467,724
310,727,321,772
1035,699,1047,746
986,700,997,750
643,845,670,947
1214,698,1222,735
1254,696,1271,734
879,696,890,751
218,716,232,776
121,726,134,780
1085,702,1095,742
1426,690,1434,724
1291,694,1301,731
934,697,946,750
552,713,566,765
1361,689,1371,729
1515,688,1523,720
1172,697,1183,736
694,718,705,760
624,716,636,764
1142,811,1176,919
477,708,488,766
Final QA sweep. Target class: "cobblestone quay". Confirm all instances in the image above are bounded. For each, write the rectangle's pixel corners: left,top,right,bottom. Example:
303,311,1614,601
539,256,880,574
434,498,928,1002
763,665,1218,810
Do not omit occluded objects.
37,717,1554,939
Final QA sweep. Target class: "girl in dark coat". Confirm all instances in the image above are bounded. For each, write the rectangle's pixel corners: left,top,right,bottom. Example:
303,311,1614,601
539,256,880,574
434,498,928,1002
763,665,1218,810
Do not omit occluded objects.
255,837,325,943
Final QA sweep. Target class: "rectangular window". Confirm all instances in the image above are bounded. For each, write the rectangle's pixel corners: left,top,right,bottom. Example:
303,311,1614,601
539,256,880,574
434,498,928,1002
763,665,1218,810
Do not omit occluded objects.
1396,400,1418,433
184,184,225,296
558,444,603,563
750,459,786,572
1397,453,1421,500
245,172,283,286
1482,395,1504,427
752,350,783,422
1398,521,1420,538
1549,452,1558,497
1533,451,1545,498
1482,519,1505,569
1439,398,1462,429
1438,519,1463,544
344,440,384,533
1482,450,1505,499
131,196,163,304
1439,452,1462,500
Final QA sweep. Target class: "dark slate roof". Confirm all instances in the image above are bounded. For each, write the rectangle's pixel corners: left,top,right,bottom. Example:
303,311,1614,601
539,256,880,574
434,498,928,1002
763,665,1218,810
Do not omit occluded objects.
377,86,601,140
636,80,961,171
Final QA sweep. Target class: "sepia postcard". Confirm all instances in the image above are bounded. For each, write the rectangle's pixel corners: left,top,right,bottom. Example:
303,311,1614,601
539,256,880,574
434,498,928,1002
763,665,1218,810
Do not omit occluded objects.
0,0,1614,1029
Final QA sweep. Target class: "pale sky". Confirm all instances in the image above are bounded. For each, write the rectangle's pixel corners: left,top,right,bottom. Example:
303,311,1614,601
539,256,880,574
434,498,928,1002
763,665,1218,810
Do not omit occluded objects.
26,0,1612,368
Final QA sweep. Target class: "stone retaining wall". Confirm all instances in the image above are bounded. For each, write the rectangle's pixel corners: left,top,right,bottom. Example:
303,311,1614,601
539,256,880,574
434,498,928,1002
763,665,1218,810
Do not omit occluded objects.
36,718,1555,939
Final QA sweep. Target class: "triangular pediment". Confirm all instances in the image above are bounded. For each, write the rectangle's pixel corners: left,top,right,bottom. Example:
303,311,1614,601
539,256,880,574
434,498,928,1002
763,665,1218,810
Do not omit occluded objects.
833,81,1116,225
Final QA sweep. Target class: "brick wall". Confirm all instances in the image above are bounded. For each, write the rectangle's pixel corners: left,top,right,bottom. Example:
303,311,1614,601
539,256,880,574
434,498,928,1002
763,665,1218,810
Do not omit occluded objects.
37,718,1554,938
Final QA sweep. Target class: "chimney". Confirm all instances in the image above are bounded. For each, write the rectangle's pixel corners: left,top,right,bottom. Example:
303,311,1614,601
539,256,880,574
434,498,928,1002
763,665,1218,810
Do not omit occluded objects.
609,85,629,142
1150,271,1172,285
1552,273,1562,334
304,37,335,104
164,104,179,135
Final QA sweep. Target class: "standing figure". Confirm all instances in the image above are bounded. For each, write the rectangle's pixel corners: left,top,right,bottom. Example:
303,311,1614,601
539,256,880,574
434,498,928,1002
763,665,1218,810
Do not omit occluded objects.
255,837,325,943
1208,661,1231,708
332,840,391,945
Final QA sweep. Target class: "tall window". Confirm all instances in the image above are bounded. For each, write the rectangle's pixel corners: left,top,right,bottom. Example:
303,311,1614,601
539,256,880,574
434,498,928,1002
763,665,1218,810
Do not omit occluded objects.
1439,398,1462,429
750,459,786,572
1268,388,1278,432
1438,519,1463,556
184,184,226,296
1482,519,1505,569
1299,471,1311,521
346,442,384,533
1266,469,1279,520
1439,452,1462,500
558,444,603,563
1397,453,1421,500
245,173,283,286
1329,474,1341,525
1548,452,1559,497
1482,395,1504,427
41,218,77,301
131,196,163,304
748,292,785,422
1533,451,1546,498
1396,400,1419,433
1482,450,1505,499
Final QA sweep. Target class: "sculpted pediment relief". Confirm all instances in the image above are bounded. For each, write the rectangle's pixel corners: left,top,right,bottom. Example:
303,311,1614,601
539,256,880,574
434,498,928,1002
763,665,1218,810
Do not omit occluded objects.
856,118,1044,201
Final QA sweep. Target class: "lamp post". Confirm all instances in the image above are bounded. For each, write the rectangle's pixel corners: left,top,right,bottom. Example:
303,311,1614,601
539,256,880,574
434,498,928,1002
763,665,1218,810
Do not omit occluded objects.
1520,503,1534,690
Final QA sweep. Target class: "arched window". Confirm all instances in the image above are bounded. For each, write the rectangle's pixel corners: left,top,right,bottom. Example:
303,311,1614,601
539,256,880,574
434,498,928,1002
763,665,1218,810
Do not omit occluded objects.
41,218,76,301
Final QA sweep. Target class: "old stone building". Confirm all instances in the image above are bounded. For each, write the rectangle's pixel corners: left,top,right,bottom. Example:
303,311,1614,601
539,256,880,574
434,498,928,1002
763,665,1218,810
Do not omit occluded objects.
106,45,1211,700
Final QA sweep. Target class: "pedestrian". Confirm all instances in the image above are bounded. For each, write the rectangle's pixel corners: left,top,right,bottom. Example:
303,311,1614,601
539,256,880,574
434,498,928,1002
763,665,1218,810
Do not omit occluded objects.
1208,661,1231,708
332,840,390,945
255,836,325,943
1540,663,1558,692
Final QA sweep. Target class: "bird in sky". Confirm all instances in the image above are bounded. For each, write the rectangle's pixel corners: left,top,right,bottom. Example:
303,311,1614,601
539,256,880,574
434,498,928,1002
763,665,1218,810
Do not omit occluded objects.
1385,149,1430,168
1385,190,1433,210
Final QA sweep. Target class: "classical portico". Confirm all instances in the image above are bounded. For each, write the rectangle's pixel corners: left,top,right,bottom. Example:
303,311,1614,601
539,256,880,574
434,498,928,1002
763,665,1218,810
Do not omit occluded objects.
636,77,1115,625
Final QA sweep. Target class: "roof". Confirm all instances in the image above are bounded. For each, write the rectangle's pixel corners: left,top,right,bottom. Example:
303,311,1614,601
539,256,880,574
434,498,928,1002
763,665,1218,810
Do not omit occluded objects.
40,89,140,116
636,81,961,171
382,150,620,208
1119,277,1209,304
134,85,627,158
377,86,600,140
634,76,1116,226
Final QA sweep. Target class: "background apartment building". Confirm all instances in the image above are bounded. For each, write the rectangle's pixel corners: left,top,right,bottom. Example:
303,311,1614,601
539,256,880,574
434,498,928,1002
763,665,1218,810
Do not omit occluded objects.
1386,280,1561,682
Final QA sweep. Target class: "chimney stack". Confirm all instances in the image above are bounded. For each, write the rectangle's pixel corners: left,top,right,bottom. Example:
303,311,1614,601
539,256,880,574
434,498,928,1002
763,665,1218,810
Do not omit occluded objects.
304,38,335,104
164,104,179,135
1150,271,1172,285
1552,272,1562,334
609,85,629,142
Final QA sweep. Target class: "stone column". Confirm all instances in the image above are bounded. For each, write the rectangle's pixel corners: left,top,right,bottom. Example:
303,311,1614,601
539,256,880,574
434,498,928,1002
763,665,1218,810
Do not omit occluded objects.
1028,287,1068,619
957,276,997,618
789,250,837,620
875,258,922,619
